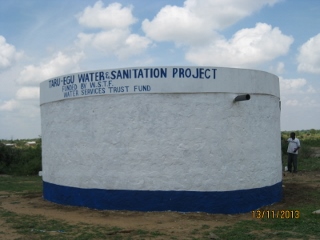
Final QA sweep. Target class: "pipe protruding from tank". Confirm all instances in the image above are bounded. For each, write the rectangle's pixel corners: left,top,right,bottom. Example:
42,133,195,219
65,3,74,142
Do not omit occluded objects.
234,94,251,102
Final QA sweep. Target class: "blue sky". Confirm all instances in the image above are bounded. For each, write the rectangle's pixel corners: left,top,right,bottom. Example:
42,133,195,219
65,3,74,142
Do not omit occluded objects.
0,0,320,139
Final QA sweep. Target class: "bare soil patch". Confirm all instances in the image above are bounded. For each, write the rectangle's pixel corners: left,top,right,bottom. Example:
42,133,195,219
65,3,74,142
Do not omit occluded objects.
1,170,320,239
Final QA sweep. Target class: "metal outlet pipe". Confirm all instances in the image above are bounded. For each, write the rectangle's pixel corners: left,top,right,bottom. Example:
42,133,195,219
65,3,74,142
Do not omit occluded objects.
234,94,251,102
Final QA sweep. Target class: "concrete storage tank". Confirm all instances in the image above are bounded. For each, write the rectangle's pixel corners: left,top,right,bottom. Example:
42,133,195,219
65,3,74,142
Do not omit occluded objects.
40,66,282,214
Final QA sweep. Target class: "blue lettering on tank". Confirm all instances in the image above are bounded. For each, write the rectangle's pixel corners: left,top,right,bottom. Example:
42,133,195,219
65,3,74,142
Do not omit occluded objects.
49,78,60,88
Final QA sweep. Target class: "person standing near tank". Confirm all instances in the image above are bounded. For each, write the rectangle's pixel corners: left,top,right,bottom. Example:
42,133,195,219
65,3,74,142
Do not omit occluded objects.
287,132,301,173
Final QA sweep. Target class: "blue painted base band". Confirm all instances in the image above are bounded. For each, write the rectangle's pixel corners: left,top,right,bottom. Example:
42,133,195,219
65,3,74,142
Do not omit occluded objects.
43,181,282,214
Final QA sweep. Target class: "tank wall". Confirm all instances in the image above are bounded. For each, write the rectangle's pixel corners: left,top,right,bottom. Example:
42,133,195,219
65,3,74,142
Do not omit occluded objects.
41,93,281,192
40,66,282,213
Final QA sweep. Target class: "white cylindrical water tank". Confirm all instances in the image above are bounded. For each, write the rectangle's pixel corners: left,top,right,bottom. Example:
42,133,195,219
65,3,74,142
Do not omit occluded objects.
40,66,282,214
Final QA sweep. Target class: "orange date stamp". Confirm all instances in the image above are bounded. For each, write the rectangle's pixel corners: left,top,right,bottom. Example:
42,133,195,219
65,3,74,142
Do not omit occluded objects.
252,210,300,219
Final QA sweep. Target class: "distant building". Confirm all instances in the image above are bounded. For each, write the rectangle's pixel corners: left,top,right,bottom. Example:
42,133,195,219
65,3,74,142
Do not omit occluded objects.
25,141,37,146
5,143,16,147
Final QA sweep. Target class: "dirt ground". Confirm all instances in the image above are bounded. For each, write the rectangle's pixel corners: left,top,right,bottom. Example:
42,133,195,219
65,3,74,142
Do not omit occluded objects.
1,170,320,239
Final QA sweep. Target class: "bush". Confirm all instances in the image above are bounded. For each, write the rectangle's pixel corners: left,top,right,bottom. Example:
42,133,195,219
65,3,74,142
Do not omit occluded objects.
0,140,41,175
298,144,313,159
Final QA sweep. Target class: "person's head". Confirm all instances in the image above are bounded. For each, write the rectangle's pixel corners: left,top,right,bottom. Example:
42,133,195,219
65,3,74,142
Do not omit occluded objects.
290,132,295,139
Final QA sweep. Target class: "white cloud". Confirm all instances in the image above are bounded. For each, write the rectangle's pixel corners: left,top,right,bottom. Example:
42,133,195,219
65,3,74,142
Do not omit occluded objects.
115,34,153,59
297,33,320,74
269,62,285,75
92,29,131,53
279,77,318,108
77,30,151,59
276,62,285,74
76,32,94,49
142,0,280,45
0,35,23,69
280,77,307,93
76,2,151,60
284,96,319,108
301,96,319,107
17,51,84,86
183,0,279,29
307,85,316,93
77,1,137,30
16,87,40,100
285,99,299,107
186,23,293,67
142,4,213,45
0,99,19,111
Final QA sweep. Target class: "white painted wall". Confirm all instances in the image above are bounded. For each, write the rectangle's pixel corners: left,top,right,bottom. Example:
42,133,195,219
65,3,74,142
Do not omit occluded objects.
41,91,282,192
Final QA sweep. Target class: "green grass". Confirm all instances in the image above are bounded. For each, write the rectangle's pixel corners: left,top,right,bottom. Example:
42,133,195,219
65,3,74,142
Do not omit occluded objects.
298,157,320,171
263,213,320,236
0,207,170,240
0,174,169,239
0,175,42,193
208,210,320,240
209,221,263,240
282,156,320,171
